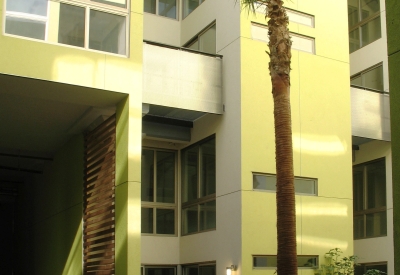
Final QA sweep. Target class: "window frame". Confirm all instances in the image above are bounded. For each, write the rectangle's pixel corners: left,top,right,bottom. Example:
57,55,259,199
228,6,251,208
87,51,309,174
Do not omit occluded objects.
141,148,178,236
4,0,50,41
353,157,387,240
252,172,318,196
182,0,205,19
253,255,319,269
181,135,216,235
3,0,130,56
354,262,387,275
141,265,177,275
58,0,129,55
143,0,178,20
348,0,381,52
182,262,216,275
184,22,216,54
350,63,384,92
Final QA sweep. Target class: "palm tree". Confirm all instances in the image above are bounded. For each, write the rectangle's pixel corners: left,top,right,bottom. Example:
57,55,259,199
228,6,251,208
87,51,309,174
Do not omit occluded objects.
241,0,297,274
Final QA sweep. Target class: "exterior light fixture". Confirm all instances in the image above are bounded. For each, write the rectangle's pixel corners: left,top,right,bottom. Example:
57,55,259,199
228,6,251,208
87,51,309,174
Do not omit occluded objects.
226,265,237,275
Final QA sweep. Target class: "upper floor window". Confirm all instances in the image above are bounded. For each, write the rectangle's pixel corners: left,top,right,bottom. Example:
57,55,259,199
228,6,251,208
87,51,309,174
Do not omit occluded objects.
144,0,177,19
185,23,216,55
58,2,127,55
141,149,177,235
4,0,128,55
5,0,48,40
351,64,383,91
183,0,204,18
353,158,387,239
253,173,318,196
181,136,216,235
348,0,381,53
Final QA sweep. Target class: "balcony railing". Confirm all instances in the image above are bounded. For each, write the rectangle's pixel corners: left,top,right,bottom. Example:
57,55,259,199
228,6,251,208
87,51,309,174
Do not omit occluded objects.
351,85,390,141
142,41,223,115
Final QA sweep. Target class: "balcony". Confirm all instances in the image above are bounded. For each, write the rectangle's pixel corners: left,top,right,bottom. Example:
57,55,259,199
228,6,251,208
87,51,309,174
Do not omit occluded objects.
143,41,223,117
351,85,391,142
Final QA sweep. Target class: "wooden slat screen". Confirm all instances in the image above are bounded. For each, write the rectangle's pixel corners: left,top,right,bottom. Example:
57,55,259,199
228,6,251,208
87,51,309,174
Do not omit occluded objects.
83,115,116,275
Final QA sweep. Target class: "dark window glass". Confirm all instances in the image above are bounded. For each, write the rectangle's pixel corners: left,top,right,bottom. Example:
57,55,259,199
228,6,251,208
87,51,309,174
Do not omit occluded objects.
157,151,175,203
58,4,85,47
353,158,386,239
156,209,175,234
142,149,155,202
141,208,154,233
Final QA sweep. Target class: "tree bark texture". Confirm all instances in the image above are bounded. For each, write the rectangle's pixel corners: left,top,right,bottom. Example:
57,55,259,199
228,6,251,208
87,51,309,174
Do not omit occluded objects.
267,1,297,274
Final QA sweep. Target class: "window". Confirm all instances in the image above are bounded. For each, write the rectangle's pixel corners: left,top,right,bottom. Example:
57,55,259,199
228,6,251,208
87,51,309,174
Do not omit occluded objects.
253,173,317,195
185,23,216,55
353,158,387,239
4,0,128,55
355,262,387,275
251,23,315,54
253,255,318,268
141,149,177,235
5,0,48,40
255,7,315,28
181,136,216,235
348,0,381,53
58,3,127,55
144,0,177,19
141,266,177,275
182,263,216,275
351,64,384,91
183,0,204,18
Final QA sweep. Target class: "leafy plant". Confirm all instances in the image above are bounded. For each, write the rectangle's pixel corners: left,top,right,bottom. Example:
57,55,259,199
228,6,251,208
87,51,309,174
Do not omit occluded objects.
364,270,386,275
315,248,357,275
315,249,387,275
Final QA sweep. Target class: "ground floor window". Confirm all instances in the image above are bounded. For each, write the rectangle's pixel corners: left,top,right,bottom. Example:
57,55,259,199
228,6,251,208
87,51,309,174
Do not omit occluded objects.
141,148,177,235
182,263,216,275
181,136,216,235
253,255,318,269
353,158,387,239
141,266,177,275
354,262,387,275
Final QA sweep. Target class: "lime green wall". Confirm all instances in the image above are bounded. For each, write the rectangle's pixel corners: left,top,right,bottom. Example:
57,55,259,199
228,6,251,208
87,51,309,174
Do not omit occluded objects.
386,0,400,272
239,1,352,273
115,96,142,275
1,0,144,272
26,134,84,275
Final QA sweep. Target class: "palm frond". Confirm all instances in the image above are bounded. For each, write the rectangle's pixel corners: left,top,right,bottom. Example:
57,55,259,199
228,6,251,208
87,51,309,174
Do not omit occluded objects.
239,0,269,15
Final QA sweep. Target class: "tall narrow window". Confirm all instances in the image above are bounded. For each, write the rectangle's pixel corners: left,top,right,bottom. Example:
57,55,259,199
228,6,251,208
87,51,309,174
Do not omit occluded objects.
182,136,216,235
353,158,387,239
141,149,176,235
5,0,48,40
348,0,381,52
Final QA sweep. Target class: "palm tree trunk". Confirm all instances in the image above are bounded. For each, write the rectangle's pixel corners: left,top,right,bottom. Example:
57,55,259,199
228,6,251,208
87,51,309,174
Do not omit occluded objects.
267,1,297,274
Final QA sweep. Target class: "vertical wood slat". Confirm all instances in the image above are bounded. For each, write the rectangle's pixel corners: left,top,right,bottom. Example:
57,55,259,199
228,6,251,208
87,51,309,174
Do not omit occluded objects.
83,115,116,275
